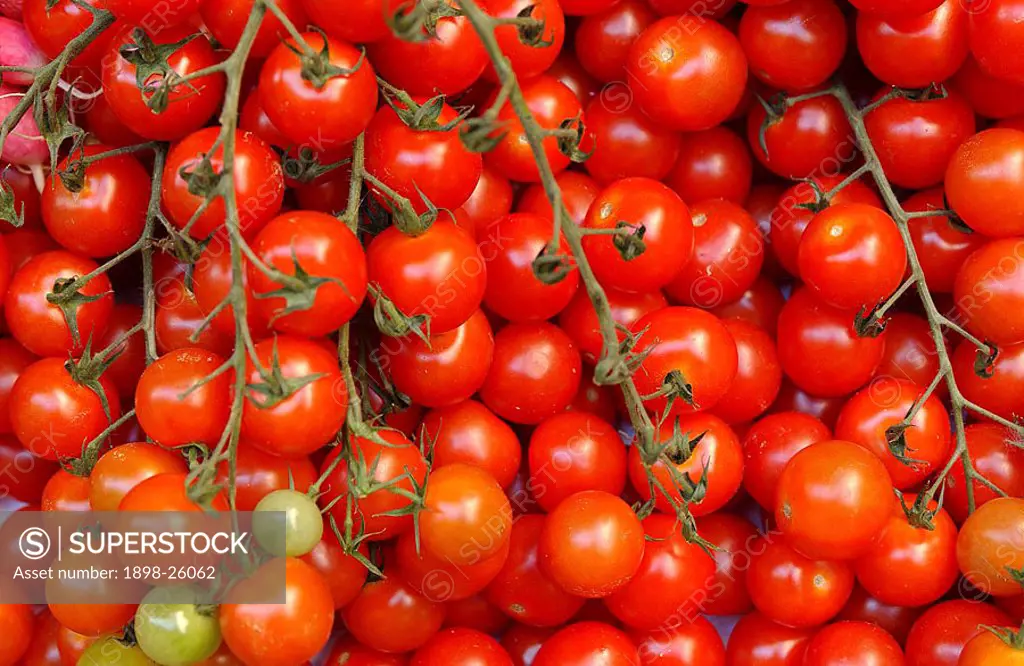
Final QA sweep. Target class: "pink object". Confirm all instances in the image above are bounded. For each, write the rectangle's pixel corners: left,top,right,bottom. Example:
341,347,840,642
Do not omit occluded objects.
0,0,22,19
0,18,44,84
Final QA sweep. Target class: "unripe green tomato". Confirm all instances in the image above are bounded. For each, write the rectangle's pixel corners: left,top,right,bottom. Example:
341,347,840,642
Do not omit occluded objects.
78,636,155,666
253,488,323,557
134,587,222,666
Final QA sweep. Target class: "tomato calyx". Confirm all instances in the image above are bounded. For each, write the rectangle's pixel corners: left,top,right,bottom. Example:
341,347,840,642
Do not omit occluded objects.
280,146,350,184
286,29,367,90
642,369,697,419
854,305,889,339
33,91,87,174
379,83,469,132
884,422,928,470
179,152,225,206
555,114,592,164
499,5,554,49
363,173,437,236
255,249,352,323
460,114,507,153
245,339,328,411
974,342,1000,379
531,243,574,285
387,0,462,42
979,622,1024,651
0,174,25,227
638,418,710,505
47,275,109,348
1007,566,1024,592
119,28,201,114
368,283,432,344
898,489,941,530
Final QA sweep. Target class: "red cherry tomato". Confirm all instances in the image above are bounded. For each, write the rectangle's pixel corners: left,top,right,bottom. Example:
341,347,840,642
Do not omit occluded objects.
515,171,600,227
420,399,522,489
905,188,985,293
482,0,565,81
574,0,658,82
712,319,782,425
748,95,856,180
802,622,905,666
945,128,1024,238
665,126,754,205
582,98,681,185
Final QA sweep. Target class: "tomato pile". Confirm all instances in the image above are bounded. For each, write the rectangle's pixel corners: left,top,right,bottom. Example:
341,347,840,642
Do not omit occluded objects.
0,0,1024,663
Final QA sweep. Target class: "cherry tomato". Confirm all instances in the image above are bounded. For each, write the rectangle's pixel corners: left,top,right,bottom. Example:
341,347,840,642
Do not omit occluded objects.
950,54,1024,119
483,0,565,81
479,321,581,425
89,442,187,512
342,575,446,654
411,628,513,666
533,622,639,665
42,468,91,512
326,635,407,666
48,598,137,639
395,527,509,602
574,0,658,82
953,339,1024,422
957,497,1024,597
693,512,758,616
299,526,367,609
710,277,785,337
421,399,521,489
162,128,285,240
968,0,1024,84
202,0,308,58
748,95,856,180
625,17,748,131
249,210,368,337
711,319,781,425
421,463,512,566
558,286,667,363
904,600,1012,666
302,0,396,43
946,424,1024,524
102,24,226,141
0,338,36,435
960,628,1024,666
216,443,317,512
259,32,378,149
23,0,107,73
664,126,753,205
802,621,904,666
192,234,272,340
460,167,515,238
582,99,682,185
5,250,113,358
905,188,986,293
776,439,894,560
501,624,553,666
835,585,923,646
724,611,814,666
742,411,831,510
945,128,1024,238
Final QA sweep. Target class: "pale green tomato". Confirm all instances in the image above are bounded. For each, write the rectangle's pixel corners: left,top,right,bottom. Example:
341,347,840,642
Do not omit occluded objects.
78,636,155,666
134,587,222,666
253,488,323,557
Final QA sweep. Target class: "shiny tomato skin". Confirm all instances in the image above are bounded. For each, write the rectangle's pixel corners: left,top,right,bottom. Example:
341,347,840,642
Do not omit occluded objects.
460,167,515,238
746,537,855,629
366,219,485,334
960,630,1024,666
23,0,107,71
9,357,120,462
5,250,113,358
367,13,488,96
905,188,986,293
904,600,1012,666
420,399,521,489
968,0,1024,85
486,514,587,627
134,348,232,448
88,442,188,512
193,234,272,340
631,307,738,417
693,512,759,616
665,126,753,205
364,103,483,214
302,0,394,43
625,17,748,131
835,377,952,489
724,611,814,666
856,0,969,87
628,413,744,517
527,411,627,511
775,287,886,398
95,304,146,400
42,468,91,512
742,411,831,511
738,0,847,92
582,99,682,185
955,238,1024,347
249,210,368,337
259,32,378,149
558,286,667,363
162,128,285,240
299,528,367,610
630,615,727,666
835,585,923,646
215,443,317,512
0,338,36,435
864,88,976,190
802,622,905,666
342,574,446,654
480,212,579,322
872,313,947,395
665,199,763,309
420,463,512,567
395,527,509,602
953,339,1024,422
950,53,1024,119
604,512,716,629
775,439,894,561
957,497,1024,597
946,424,1024,524
119,471,229,512
102,25,226,141
945,128,1024,238
410,628,513,666
574,0,658,82
748,95,855,180
382,308,495,409
710,277,785,337
42,145,149,257
202,0,308,58
480,321,581,425
533,622,640,666
482,0,565,81
711,319,781,425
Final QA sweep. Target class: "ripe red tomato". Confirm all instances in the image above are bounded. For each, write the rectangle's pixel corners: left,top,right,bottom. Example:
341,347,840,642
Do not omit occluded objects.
421,463,512,567
3,229,57,273
802,622,905,666
367,10,487,96
319,429,428,541
302,0,395,43
956,238,1024,347
486,514,587,627
631,307,739,416
775,287,886,397
630,615,726,665
950,54,1024,119
604,512,716,629
249,211,368,337
5,250,113,358
481,212,579,322
559,287,668,364
483,0,565,80
960,629,1024,666
394,527,509,602
710,277,785,337
626,17,748,131
725,611,815,666
411,628,513,666
342,575,446,654
693,512,758,616
872,313,946,395
134,348,231,448
479,321,581,424
420,399,521,488
102,25,226,141
533,622,639,666
202,0,308,58
9,357,120,461
711,319,782,425
775,439,894,560
485,76,583,182
574,0,658,82
216,443,317,512
460,167,515,238
241,335,345,457
748,95,855,180
665,126,754,205
953,339,1024,421
95,304,145,400
905,188,986,293
665,199,763,308
742,411,831,510
327,635,407,666
582,99,681,185
300,526,367,609
365,102,483,213
192,235,272,340
23,0,108,72
856,0,969,87
769,380,846,430
628,413,744,517
501,624,553,666
739,0,847,92
516,173,599,229
835,377,952,489
221,558,334,666
382,308,495,408
48,597,137,640
904,600,1012,666
89,442,187,512
259,32,378,149
367,219,485,334
957,497,1024,597
0,338,36,435
864,89,976,190
945,128,1024,237
945,424,1024,524
746,537,855,629
968,0,1024,84
162,128,285,240
42,145,149,257
527,411,627,511
836,585,923,646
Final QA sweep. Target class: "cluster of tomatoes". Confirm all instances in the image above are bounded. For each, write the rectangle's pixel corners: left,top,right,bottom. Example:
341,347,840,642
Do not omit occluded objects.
0,0,1023,663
